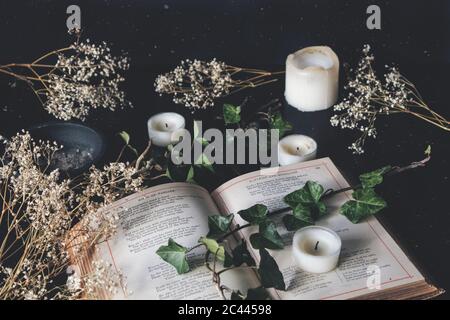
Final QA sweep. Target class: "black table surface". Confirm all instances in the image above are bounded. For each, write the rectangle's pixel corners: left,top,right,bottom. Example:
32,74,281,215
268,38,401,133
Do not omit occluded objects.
0,0,448,299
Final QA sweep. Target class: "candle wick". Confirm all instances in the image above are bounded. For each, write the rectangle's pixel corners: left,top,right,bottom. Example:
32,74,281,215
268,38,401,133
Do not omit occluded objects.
165,123,168,128
314,241,320,251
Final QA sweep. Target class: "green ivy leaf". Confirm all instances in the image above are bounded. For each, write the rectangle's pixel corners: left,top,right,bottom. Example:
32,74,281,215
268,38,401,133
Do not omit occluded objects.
282,214,312,232
292,202,315,224
425,145,432,157
230,290,244,300
127,145,139,156
231,240,256,267
192,121,209,146
156,238,189,274
165,165,193,182
117,131,130,145
359,166,392,189
340,188,387,223
258,248,285,291
193,120,201,139
198,137,209,146
117,131,138,156
238,204,268,225
223,250,234,268
223,104,241,125
164,167,172,180
250,221,284,250
283,181,327,222
246,287,271,300
207,214,234,237
284,181,325,207
231,287,270,300
185,166,196,183
199,237,225,261
269,112,292,138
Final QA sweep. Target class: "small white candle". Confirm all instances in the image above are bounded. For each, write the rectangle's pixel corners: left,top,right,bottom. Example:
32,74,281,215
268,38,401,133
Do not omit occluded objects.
277,134,317,166
285,46,339,112
147,112,185,147
292,226,342,274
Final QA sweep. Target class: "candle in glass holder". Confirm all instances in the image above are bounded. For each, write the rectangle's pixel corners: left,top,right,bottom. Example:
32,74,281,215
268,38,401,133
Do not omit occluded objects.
147,112,185,147
285,46,339,112
277,134,317,166
292,226,342,274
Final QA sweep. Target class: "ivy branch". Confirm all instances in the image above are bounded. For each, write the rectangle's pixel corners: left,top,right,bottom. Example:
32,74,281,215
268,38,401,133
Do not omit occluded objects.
161,99,293,183
221,98,292,137
156,150,431,300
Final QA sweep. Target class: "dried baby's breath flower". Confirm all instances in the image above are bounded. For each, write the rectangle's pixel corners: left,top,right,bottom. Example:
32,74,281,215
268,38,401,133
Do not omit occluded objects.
331,45,449,154
0,33,132,121
77,162,144,241
0,132,148,299
155,59,233,109
83,260,125,298
155,59,283,109
66,273,82,294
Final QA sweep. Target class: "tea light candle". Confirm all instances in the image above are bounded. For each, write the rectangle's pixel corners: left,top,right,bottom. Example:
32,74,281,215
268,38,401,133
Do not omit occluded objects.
285,46,339,112
292,226,342,274
147,112,185,147
277,134,317,166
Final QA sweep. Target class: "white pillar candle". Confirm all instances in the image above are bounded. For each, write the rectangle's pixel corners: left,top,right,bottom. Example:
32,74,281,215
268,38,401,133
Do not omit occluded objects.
277,134,317,166
285,46,339,112
292,226,342,274
147,112,185,147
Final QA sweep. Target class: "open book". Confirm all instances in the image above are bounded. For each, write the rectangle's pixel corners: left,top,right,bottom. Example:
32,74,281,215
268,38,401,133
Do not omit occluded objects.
68,158,443,300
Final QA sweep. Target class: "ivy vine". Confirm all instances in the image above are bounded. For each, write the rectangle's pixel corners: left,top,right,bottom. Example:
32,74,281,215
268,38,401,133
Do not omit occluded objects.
156,152,430,300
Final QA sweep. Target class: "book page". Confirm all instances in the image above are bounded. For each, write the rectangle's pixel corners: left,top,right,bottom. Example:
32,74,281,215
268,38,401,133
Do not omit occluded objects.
212,158,424,300
95,182,260,300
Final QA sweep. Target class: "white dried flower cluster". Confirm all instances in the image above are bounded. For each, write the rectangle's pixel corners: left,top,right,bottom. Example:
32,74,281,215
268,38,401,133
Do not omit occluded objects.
0,133,72,299
1,132,72,236
60,260,125,299
155,59,233,109
0,132,145,299
330,45,411,154
78,162,144,241
82,260,124,298
43,39,132,121
66,273,82,294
